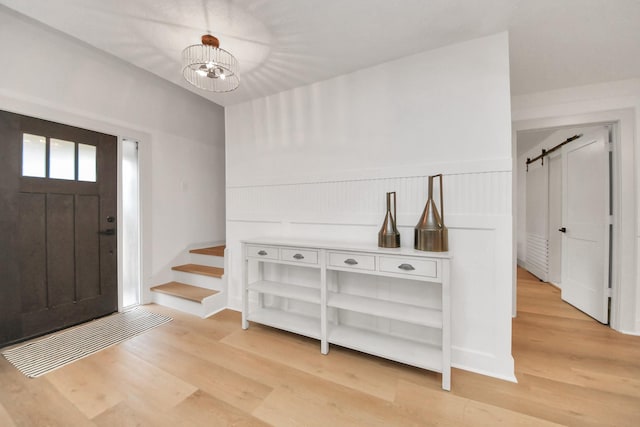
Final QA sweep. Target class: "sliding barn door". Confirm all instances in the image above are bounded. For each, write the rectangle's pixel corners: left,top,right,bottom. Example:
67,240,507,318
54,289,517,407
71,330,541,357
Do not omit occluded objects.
525,160,549,281
0,110,118,347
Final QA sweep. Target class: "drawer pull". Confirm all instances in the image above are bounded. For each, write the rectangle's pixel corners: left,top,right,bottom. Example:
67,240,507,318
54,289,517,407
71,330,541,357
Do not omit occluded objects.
344,258,358,265
293,253,305,260
398,263,415,271
257,250,268,256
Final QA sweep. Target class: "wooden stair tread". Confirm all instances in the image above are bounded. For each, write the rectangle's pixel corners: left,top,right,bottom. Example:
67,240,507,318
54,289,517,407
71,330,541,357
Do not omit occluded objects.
189,245,225,257
151,282,219,303
172,264,224,278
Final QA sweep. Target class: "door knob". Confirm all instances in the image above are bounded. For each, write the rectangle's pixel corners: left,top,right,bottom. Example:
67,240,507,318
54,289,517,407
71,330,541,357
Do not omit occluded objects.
99,229,116,235
558,227,567,233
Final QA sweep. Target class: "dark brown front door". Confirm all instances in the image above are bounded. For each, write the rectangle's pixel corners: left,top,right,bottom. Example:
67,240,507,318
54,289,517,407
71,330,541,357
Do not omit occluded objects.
0,110,118,347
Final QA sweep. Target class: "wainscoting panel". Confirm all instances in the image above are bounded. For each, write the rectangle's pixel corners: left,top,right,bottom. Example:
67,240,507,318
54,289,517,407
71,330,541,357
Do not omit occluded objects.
226,170,515,381
228,171,511,222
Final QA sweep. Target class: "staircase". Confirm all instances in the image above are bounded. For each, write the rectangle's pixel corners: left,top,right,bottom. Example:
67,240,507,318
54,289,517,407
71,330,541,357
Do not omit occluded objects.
151,245,226,318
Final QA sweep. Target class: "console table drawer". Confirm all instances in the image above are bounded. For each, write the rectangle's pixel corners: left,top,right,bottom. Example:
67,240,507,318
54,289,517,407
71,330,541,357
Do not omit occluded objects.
328,252,375,271
246,245,279,260
379,256,439,278
281,248,318,264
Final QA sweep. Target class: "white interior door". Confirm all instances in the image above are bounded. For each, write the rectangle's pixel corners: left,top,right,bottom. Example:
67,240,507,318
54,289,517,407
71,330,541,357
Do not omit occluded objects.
561,127,610,323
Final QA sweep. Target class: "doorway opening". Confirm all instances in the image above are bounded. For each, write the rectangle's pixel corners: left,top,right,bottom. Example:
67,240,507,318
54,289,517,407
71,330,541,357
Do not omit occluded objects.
516,123,615,325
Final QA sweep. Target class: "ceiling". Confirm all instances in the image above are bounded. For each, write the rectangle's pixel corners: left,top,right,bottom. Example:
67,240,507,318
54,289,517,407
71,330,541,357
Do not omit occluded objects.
516,128,557,156
1,0,639,107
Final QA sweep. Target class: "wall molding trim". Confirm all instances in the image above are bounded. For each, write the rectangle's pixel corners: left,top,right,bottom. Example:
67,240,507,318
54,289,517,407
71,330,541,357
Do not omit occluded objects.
228,214,508,230
227,158,513,188
514,107,637,334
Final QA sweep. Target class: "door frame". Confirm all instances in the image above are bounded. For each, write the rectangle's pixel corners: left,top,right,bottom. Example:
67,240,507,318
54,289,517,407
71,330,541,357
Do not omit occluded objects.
513,108,635,333
546,149,563,287
0,98,149,314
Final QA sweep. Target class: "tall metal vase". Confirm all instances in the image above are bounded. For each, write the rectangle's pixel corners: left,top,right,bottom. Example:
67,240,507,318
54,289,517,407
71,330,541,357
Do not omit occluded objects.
378,191,401,248
415,174,448,252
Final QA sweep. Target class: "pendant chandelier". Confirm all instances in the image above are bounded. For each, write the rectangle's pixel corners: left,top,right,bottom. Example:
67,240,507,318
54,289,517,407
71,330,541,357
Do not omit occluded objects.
182,34,240,92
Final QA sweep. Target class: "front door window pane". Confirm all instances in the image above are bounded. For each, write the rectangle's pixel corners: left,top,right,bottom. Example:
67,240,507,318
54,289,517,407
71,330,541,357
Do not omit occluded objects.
49,139,75,180
78,143,97,182
22,133,46,177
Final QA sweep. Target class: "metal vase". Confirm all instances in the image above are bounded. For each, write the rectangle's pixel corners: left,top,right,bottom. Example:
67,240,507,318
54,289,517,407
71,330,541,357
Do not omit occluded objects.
378,191,401,248
415,174,448,252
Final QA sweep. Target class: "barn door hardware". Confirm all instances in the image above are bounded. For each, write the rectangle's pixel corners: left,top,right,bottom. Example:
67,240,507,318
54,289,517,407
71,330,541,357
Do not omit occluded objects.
526,134,582,172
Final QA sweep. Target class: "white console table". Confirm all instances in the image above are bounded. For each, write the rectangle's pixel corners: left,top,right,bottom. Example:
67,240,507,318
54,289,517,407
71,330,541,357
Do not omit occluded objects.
241,238,452,391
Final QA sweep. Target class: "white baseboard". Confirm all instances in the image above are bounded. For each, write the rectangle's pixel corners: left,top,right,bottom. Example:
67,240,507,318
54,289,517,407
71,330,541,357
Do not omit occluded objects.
451,346,516,383
228,296,242,312
621,322,640,336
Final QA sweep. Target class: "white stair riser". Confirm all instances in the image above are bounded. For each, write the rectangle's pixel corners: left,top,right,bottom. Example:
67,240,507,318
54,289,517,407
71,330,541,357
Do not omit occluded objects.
152,291,226,318
189,253,225,268
152,292,203,317
172,270,224,290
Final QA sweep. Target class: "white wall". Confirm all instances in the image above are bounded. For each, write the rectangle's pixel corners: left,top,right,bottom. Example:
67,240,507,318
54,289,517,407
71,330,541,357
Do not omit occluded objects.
512,78,640,334
0,6,226,303
226,33,515,381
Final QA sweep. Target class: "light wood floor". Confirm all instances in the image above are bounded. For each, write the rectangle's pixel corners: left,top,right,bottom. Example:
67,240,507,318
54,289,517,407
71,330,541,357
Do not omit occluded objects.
1,268,639,426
